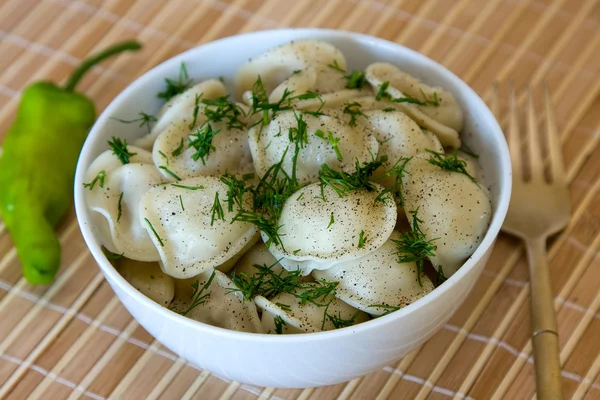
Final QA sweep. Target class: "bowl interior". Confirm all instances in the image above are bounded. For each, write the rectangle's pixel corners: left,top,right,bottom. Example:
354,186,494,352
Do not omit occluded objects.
75,28,511,339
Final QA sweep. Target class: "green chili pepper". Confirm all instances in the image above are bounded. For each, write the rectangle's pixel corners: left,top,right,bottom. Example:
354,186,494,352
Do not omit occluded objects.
0,40,142,285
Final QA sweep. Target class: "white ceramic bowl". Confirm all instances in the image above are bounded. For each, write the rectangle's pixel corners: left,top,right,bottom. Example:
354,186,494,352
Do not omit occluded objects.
74,29,511,388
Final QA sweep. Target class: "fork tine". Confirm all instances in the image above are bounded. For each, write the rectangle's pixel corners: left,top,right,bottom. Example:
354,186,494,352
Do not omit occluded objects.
527,86,544,182
543,84,566,185
508,82,522,179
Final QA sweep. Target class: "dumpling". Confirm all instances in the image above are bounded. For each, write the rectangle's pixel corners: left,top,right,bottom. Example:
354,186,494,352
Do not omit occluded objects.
364,110,444,189
134,80,227,149
171,270,263,333
151,118,253,182
117,258,175,307
401,153,492,276
138,176,258,279
231,241,285,277
83,146,154,254
248,110,379,185
254,283,369,334
313,231,434,316
365,62,462,148
236,40,347,96
85,153,164,261
267,182,397,275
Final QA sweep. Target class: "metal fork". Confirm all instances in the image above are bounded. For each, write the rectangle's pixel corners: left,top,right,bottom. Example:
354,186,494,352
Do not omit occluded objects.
494,84,570,400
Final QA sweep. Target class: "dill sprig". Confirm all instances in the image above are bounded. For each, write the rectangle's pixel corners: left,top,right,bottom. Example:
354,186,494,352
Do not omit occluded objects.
357,230,368,248
188,124,220,165
179,195,185,211
101,245,123,260
376,81,440,106
426,149,476,183
318,156,386,199
372,156,412,207
177,270,216,316
202,96,246,130
460,143,480,159
83,170,106,190
228,260,303,301
327,60,345,72
144,218,164,247
157,62,192,101
327,311,360,328
210,192,225,225
220,173,248,212
159,165,182,181
113,111,157,133
342,102,367,127
344,71,366,89
327,212,335,229
171,184,204,190
392,208,438,286
369,304,401,316
171,138,185,157
274,315,286,334
189,93,203,130
314,129,343,161
376,81,391,101
436,265,447,286
108,137,137,164
117,192,124,222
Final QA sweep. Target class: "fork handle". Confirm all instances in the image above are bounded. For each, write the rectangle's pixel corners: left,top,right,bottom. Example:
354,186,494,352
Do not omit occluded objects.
526,237,563,400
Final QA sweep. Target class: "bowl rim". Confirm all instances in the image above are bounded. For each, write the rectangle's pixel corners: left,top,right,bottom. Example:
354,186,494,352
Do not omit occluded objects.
74,28,511,342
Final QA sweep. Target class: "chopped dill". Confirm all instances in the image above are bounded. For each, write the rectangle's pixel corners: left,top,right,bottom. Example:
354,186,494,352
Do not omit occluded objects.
117,192,124,222
171,138,185,157
171,184,204,190
144,218,164,247
159,165,182,181
376,81,390,101
327,212,335,229
318,156,386,199
344,70,366,89
327,311,359,329
357,230,368,248
314,129,343,161
101,245,123,260
437,265,447,285
179,194,185,211
210,192,225,225
177,270,216,316
392,208,438,286
83,170,106,190
188,124,220,165
158,150,169,165
113,111,157,133
327,60,345,72
426,149,476,183
157,62,192,101
369,304,401,316
342,102,367,127
274,315,286,334
188,93,203,130
108,137,136,164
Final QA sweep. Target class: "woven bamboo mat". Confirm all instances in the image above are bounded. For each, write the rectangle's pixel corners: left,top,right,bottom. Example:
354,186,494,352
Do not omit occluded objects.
0,0,599,399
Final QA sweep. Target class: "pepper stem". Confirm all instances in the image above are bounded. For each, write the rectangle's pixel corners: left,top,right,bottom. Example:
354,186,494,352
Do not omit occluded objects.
64,40,142,92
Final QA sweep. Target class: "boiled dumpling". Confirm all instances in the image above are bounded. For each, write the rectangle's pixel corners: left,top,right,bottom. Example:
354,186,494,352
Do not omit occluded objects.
83,146,154,254
254,283,369,333
117,258,175,306
171,270,263,333
85,155,164,261
401,153,491,276
313,231,434,316
364,110,444,189
236,40,347,96
267,182,397,275
365,62,462,148
135,80,227,149
139,176,258,279
248,110,378,185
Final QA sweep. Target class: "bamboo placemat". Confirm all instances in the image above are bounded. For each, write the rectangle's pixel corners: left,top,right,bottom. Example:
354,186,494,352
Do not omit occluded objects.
0,0,599,399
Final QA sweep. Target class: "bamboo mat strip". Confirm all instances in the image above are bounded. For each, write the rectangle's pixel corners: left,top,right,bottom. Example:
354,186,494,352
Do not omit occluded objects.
0,0,598,399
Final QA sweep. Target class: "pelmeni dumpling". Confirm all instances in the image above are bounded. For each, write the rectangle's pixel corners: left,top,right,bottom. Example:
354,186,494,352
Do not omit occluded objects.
267,182,397,275
365,63,462,148
86,154,164,261
117,258,175,306
135,80,227,149
231,242,283,276
365,110,444,189
171,270,263,333
313,231,434,316
401,153,492,276
83,146,155,254
254,283,369,333
139,176,258,279
248,110,379,185
236,40,347,96
151,118,253,181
